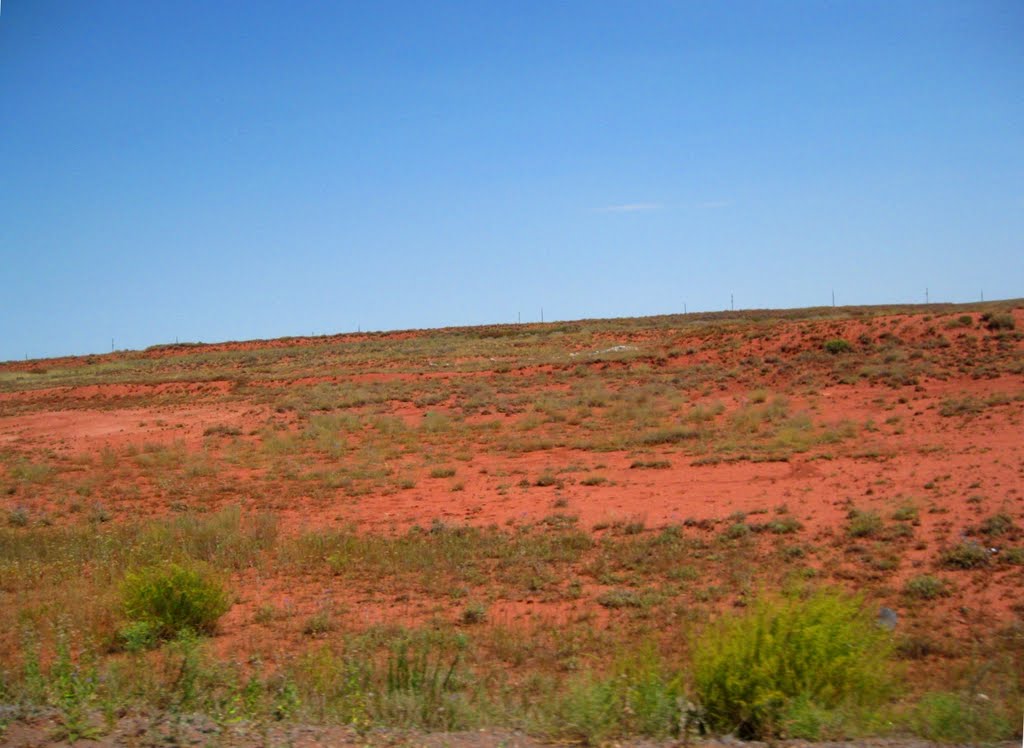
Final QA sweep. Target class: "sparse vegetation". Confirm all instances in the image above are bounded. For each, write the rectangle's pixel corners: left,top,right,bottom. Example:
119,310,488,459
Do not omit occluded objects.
0,303,1021,742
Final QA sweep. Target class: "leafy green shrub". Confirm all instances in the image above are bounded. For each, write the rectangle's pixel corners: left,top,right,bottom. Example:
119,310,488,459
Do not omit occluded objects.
692,588,894,739
121,562,230,641
903,575,951,600
823,339,853,354
939,541,989,569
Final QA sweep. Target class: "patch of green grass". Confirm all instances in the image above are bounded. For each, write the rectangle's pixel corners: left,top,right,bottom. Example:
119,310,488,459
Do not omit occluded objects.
8,459,55,484
912,690,1016,743
537,645,684,743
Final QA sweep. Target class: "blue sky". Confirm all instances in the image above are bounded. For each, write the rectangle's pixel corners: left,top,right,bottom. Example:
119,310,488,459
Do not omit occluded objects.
1,1,1021,360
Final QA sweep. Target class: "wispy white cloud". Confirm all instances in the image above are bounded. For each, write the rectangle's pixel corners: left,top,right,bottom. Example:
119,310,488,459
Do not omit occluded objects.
599,202,663,213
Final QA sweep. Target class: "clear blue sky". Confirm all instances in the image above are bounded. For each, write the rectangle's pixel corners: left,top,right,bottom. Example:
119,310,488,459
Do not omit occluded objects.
1,1,1021,360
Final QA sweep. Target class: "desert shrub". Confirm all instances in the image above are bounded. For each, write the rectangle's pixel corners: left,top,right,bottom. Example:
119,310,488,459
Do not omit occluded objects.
636,426,700,446
981,312,1015,331
7,507,28,527
977,512,1016,538
1001,547,1024,565
597,589,645,609
944,314,973,329
722,522,751,539
766,516,803,534
629,460,671,470
823,339,853,354
903,575,951,600
534,471,559,487
938,396,984,417
846,509,882,538
939,541,989,569
460,602,488,624
891,503,918,522
692,588,894,739
121,562,230,642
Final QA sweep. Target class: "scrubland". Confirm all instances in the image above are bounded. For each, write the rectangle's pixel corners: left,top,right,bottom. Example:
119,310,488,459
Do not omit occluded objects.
0,303,1022,744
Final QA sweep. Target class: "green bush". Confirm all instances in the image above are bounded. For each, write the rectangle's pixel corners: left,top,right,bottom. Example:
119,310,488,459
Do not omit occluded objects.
692,588,894,739
121,562,230,641
823,339,853,354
